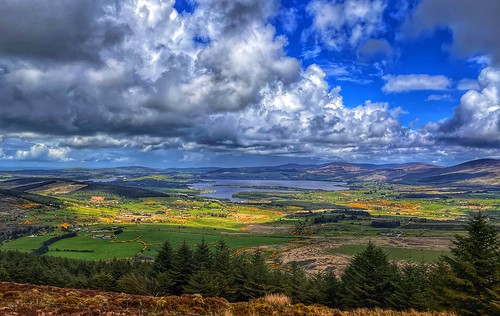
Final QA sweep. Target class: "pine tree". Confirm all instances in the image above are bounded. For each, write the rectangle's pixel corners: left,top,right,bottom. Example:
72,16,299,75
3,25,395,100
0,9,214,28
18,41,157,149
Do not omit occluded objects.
442,212,500,315
306,271,340,307
193,237,213,271
389,264,432,310
213,239,236,300
91,271,114,291
153,241,174,274
340,242,398,308
184,268,223,297
284,262,308,303
241,249,271,299
170,241,195,295
0,266,9,281
231,253,250,301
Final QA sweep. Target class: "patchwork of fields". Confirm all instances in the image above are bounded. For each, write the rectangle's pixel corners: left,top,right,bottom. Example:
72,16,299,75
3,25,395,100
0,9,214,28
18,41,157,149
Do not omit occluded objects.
0,173,498,272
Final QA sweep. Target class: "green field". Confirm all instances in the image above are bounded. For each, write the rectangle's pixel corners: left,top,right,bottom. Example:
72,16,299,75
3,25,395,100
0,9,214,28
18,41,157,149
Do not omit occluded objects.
1,235,55,252
332,244,450,262
0,176,498,264
47,236,144,260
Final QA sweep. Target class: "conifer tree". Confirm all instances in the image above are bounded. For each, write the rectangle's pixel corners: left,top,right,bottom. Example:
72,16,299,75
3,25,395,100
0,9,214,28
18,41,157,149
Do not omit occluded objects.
153,241,174,274
241,249,271,299
389,264,432,310
170,241,194,295
91,271,114,291
213,239,236,299
184,268,222,297
284,262,308,303
306,271,340,307
340,242,398,308
230,253,250,301
194,237,213,271
442,212,500,315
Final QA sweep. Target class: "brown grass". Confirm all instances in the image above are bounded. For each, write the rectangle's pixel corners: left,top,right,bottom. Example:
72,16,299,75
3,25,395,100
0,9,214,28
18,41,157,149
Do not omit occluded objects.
0,282,456,316
260,293,291,306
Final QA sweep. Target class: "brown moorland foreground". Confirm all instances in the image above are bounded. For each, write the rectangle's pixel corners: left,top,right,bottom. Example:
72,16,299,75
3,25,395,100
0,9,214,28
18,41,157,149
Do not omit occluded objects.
0,282,456,316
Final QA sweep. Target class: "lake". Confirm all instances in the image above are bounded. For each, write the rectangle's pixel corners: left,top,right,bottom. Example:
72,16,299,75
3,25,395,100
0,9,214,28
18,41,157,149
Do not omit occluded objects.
190,179,347,202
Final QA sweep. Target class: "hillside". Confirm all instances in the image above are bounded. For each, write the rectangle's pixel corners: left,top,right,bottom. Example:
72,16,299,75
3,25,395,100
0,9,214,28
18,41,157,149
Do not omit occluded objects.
307,162,441,182
399,159,500,186
0,282,456,316
204,159,500,186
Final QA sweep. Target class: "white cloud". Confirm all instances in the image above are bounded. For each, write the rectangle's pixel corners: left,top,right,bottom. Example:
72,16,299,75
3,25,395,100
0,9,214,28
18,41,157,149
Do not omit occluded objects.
382,74,452,93
306,0,386,50
457,79,480,91
469,55,492,66
434,67,500,147
196,64,418,160
426,94,453,101
14,144,72,162
279,7,299,33
0,0,498,165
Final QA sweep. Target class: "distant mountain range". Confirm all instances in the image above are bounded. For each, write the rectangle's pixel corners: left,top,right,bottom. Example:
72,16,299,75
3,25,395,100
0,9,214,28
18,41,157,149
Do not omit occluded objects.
1,159,498,188
206,159,500,187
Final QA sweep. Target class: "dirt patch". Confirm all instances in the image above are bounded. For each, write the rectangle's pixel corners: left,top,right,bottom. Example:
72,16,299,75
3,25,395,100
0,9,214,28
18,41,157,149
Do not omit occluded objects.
277,236,454,276
279,240,351,275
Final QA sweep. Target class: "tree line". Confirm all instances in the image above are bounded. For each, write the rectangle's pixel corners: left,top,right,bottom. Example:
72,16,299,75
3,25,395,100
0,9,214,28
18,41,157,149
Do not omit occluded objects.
0,212,498,315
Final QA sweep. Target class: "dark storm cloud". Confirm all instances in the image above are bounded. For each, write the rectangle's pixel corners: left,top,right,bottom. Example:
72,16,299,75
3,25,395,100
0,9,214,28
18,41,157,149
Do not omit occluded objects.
0,0,498,165
195,0,278,36
0,0,129,62
402,0,500,64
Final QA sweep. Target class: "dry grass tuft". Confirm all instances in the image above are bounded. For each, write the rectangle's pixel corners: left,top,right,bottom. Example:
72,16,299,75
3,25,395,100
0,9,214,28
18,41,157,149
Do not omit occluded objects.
261,293,291,306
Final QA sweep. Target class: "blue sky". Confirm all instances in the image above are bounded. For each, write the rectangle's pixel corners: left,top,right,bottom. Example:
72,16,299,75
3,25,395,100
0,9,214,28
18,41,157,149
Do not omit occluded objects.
0,0,499,168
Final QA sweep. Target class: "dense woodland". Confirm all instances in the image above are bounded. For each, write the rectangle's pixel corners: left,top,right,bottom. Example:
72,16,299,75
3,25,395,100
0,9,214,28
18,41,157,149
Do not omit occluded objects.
0,212,498,316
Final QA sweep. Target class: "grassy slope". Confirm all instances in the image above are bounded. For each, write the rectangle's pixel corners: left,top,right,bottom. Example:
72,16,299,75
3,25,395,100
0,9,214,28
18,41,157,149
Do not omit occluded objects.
0,282,456,316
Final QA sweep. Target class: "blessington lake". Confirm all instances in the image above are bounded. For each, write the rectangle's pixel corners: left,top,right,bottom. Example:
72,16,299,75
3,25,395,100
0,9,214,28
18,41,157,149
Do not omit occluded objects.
190,179,348,201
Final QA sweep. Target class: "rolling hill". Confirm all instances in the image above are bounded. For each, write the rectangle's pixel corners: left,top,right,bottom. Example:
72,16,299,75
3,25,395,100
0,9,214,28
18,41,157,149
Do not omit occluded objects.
203,159,499,187
398,159,500,186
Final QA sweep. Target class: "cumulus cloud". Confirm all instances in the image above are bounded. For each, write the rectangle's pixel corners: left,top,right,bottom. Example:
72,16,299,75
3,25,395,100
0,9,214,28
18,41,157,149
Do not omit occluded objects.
402,0,500,64
0,0,497,165
382,74,452,93
432,67,500,147
191,64,421,160
305,0,386,50
0,0,299,136
14,144,72,162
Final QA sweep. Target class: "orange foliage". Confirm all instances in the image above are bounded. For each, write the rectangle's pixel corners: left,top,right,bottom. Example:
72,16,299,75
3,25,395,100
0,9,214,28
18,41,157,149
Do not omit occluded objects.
60,222,71,229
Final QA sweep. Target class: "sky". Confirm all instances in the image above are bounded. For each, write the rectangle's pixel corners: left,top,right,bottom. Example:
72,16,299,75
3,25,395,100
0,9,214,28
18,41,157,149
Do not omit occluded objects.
0,0,499,168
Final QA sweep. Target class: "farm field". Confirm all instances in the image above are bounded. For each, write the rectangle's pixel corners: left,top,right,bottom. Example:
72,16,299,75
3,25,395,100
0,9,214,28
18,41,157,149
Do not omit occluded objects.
0,172,498,270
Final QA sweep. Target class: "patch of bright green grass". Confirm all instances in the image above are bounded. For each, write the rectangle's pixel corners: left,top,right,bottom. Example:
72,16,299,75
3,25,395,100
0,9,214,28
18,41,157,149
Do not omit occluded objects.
1,235,55,252
47,236,143,260
332,244,449,262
